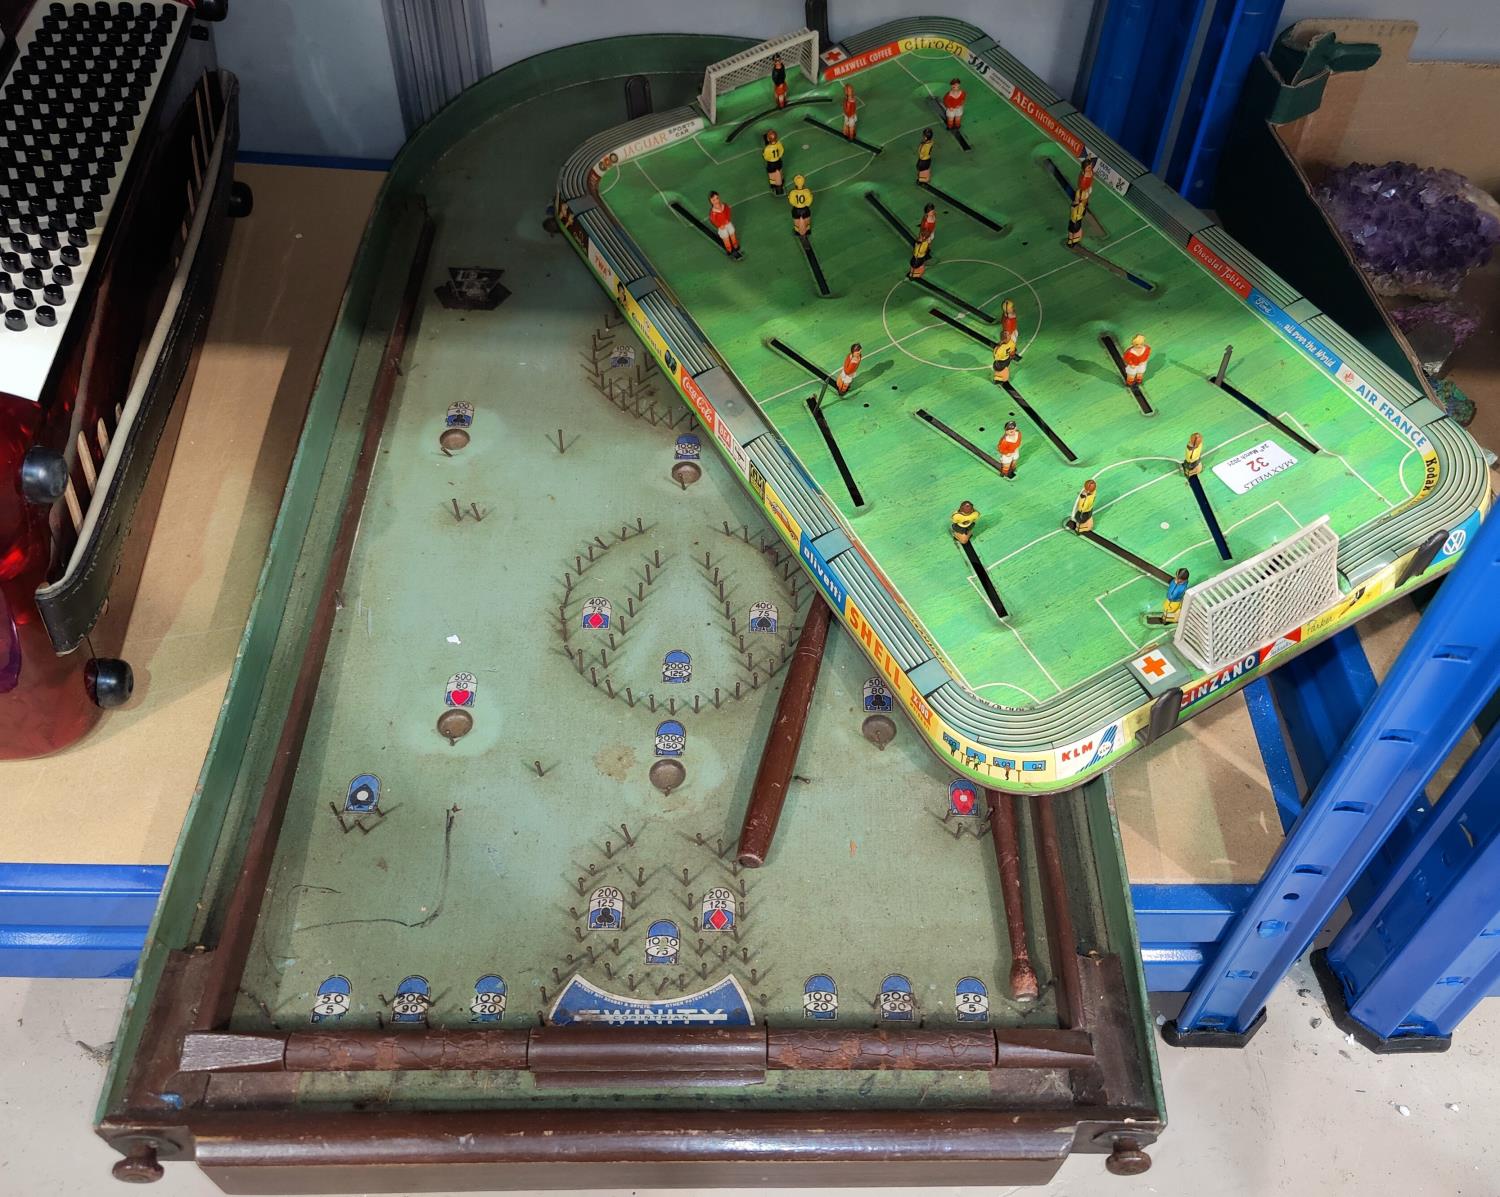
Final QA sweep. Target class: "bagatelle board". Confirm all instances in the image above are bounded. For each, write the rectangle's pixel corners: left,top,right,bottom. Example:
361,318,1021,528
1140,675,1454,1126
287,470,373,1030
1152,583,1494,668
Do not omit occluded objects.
97,32,1164,1191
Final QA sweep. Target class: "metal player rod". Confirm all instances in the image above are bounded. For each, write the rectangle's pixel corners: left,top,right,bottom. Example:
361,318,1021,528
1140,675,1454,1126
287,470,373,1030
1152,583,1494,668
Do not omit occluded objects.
737,597,833,867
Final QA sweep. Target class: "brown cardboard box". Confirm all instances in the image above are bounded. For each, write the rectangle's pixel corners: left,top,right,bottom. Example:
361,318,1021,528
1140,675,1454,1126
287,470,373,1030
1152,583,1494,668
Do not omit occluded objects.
1239,19,1500,475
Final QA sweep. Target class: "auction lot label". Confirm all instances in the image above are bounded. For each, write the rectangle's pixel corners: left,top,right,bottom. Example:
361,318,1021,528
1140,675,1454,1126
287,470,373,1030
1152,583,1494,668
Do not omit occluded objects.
1212,439,1297,494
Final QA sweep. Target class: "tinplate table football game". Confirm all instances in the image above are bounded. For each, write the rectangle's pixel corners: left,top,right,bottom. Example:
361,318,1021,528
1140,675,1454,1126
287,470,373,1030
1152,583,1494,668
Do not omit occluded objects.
95,15,1487,1192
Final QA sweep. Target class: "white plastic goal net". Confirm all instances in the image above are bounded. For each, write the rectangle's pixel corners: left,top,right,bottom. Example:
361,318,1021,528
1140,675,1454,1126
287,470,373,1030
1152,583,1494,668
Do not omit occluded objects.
1173,516,1342,671
698,28,820,124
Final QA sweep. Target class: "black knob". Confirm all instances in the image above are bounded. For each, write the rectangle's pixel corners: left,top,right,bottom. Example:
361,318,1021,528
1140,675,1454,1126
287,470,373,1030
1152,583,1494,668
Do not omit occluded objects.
3,309,24,331
86,657,134,708
0,274,12,293
52,264,72,285
34,304,56,325
20,446,68,502
43,283,64,305
67,226,87,245
22,267,42,288
60,245,80,266
12,287,33,308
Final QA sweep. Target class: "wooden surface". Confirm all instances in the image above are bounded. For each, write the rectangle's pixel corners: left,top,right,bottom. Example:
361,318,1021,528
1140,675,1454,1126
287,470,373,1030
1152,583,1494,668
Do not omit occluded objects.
0,163,384,865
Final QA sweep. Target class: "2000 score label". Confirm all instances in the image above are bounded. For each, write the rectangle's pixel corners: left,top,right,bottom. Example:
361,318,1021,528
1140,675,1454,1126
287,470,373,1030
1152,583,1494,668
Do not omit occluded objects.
1212,439,1298,494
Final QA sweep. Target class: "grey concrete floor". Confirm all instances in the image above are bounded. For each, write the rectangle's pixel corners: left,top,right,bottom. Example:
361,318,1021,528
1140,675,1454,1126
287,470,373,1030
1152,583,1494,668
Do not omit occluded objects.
3,964,1494,1196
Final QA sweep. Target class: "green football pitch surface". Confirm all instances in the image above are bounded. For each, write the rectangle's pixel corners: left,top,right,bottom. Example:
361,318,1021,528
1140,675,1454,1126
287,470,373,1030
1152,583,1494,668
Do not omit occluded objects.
601,48,1424,706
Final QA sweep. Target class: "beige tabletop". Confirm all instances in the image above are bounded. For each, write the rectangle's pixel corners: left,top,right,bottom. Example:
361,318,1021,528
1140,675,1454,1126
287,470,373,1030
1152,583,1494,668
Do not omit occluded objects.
0,163,384,865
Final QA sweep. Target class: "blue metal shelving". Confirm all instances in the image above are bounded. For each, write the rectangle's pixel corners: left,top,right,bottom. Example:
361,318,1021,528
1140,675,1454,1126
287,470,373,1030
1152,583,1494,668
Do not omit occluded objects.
0,864,166,978
1081,0,1287,203
1159,510,1500,1046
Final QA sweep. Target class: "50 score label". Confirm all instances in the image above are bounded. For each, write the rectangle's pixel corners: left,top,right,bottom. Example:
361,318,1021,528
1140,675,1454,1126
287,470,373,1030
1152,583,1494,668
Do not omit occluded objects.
1212,439,1298,494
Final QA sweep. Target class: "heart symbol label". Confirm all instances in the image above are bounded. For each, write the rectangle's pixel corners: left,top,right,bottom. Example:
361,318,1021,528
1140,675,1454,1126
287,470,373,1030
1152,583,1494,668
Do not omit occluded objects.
949,780,977,815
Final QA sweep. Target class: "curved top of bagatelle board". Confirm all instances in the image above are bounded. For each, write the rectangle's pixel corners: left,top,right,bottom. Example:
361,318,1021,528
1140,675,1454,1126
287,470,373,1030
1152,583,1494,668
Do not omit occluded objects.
557,15,1490,791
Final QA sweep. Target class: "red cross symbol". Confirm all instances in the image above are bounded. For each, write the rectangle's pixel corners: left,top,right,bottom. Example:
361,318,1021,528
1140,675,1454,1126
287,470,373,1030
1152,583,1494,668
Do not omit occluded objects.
1139,653,1168,678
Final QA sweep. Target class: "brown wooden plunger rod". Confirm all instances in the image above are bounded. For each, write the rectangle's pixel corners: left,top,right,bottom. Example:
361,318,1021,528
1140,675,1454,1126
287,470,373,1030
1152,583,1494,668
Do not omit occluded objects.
736,596,833,867
179,1024,1094,1074
1030,793,1087,1031
986,788,1039,1002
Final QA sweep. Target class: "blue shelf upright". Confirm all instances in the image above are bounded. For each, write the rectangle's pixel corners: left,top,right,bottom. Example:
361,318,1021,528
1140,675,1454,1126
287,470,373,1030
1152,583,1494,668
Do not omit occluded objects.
1163,509,1500,1046
1081,0,1287,202
1312,701,1500,1052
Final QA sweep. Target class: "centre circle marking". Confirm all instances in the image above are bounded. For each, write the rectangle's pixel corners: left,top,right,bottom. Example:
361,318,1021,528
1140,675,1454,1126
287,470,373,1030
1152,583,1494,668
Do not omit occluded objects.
880,258,1040,372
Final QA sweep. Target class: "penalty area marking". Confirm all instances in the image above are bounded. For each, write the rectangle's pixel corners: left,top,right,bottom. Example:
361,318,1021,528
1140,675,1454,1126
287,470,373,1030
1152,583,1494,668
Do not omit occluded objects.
690,133,761,168
1282,411,1398,506
1092,500,1302,650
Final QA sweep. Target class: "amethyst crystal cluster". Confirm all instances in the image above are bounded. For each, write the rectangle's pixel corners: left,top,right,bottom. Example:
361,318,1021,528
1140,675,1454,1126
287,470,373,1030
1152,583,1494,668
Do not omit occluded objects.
1316,162,1500,298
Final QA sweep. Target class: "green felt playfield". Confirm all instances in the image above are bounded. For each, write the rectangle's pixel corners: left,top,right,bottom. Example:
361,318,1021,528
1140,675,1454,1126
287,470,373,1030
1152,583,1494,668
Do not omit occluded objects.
559,18,1489,790
603,52,1414,698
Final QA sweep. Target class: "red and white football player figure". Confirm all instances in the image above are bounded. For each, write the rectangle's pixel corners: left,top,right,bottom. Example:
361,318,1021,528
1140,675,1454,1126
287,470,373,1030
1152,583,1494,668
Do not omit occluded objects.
1122,334,1151,388
706,191,740,258
942,78,966,129
996,420,1022,479
1000,297,1018,344
919,201,937,244
835,342,863,395
841,83,858,140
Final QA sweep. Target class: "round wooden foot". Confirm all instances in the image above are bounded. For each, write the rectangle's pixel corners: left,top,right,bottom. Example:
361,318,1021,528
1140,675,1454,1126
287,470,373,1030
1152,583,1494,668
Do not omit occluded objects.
1105,1137,1152,1177
112,1143,164,1184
